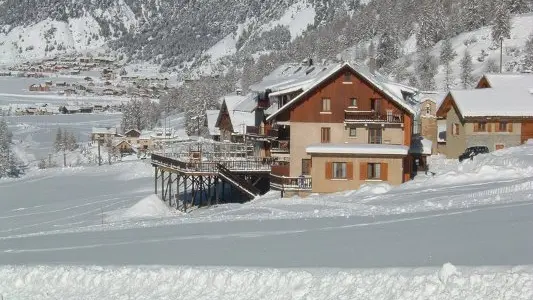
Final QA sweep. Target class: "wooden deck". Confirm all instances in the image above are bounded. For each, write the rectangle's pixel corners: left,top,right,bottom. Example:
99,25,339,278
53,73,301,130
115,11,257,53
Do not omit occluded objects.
151,154,273,175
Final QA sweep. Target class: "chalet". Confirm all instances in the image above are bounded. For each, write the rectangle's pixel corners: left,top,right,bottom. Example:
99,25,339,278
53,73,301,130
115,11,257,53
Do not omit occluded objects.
215,93,256,143
103,88,115,96
29,84,50,92
436,88,533,158
93,104,104,113
79,106,94,113
124,129,142,138
253,62,417,196
91,127,118,141
113,140,135,155
436,73,533,158
62,106,80,114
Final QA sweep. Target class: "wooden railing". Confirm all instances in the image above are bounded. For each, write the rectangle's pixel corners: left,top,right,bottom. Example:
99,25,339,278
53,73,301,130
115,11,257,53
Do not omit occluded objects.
345,111,403,123
270,174,312,191
151,154,274,173
246,126,278,138
271,140,289,153
271,164,290,177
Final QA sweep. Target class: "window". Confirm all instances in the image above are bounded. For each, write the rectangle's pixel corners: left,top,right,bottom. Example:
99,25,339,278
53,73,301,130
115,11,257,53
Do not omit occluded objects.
321,127,331,143
333,162,347,179
499,122,508,132
302,159,312,175
426,105,430,115
495,144,505,150
349,128,357,137
344,72,351,82
453,123,460,135
371,99,380,112
368,128,382,144
349,98,357,107
475,122,487,132
321,98,331,112
367,163,381,179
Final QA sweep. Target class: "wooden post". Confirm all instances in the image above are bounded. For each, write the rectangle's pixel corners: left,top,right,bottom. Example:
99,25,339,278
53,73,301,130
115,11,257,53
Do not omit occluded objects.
215,177,219,205
183,175,188,213
161,170,165,201
168,172,173,207
176,175,180,210
154,166,158,195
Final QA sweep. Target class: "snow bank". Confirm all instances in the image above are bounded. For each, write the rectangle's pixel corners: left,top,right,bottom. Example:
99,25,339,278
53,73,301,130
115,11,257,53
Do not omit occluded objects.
0,263,531,299
110,195,175,221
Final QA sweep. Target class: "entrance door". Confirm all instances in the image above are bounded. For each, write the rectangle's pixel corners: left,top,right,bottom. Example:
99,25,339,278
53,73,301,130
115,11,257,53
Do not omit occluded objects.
368,128,382,144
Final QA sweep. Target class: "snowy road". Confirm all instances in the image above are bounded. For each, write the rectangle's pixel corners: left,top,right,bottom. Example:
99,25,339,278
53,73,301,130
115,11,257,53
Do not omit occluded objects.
1,200,532,267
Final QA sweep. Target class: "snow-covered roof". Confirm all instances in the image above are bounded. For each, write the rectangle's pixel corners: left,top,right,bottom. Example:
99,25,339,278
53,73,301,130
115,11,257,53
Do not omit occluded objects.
249,62,340,93
266,62,417,121
206,110,220,136
449,89,533,117
216,93,256,133
409,137,432,155
482,73,533,90
92,127,117,135
420,92,447,107
306,143,409,155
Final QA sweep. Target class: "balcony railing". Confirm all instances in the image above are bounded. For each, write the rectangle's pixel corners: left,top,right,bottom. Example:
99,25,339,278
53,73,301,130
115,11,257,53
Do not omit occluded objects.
270,174,312,191
345,111,403,123
271,140,290,153
151,154,274,173
246,126,278,138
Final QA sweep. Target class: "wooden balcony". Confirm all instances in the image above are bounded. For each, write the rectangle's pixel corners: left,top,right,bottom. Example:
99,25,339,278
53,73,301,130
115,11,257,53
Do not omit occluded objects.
246,126,278,138
345,111,403,124
271,140,290,153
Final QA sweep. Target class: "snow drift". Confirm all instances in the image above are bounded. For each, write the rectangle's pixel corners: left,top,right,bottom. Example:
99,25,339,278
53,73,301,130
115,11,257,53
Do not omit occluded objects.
0,263,531,300
107,195,175,222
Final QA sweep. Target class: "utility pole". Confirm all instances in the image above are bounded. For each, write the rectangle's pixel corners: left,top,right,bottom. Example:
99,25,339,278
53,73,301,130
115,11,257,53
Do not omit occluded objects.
97,139,102,166
63,148,66,167
500,37,503,73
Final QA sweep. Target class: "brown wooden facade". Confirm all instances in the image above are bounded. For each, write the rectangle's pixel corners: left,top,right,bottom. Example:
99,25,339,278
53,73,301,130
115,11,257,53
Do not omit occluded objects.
285,66,413,145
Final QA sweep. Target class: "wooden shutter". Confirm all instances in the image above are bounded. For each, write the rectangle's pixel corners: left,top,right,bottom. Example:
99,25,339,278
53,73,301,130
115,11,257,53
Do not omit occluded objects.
325,162,333,179
380,163,388,181
346,162,353,180
508,123,513,132
359,162,367,180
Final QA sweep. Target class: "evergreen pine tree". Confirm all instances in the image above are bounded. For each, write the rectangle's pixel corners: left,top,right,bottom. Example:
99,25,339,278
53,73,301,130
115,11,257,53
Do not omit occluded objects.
440,39,457,89
491,1,512,45
460,49,475,88
416,51,438,90
485,58,500,73
523,33,533,72
376,31,400,69
54,128,63,152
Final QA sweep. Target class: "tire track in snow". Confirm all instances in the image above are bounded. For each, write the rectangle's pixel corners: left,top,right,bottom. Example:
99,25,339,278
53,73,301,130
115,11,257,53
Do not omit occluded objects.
4,201,532,254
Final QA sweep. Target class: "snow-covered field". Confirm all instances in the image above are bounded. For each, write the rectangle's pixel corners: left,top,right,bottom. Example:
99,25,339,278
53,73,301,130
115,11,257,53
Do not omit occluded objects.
1,140,533,298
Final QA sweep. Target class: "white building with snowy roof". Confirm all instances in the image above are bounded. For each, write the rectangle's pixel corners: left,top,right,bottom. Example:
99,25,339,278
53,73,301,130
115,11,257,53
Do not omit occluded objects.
437,73,533,158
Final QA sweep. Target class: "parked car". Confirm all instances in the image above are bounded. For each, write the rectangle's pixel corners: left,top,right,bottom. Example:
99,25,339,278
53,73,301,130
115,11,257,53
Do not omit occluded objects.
458,146,489,162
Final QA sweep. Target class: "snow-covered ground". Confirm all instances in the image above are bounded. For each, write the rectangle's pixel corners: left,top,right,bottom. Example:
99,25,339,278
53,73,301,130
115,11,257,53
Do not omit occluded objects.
1,140,533,298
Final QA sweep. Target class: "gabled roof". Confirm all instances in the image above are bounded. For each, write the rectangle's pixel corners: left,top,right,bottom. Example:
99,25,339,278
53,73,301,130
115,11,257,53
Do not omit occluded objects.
480,73,533,90
215,93,256,133
438,89,533,118
266,62,416,121
249,62,341,94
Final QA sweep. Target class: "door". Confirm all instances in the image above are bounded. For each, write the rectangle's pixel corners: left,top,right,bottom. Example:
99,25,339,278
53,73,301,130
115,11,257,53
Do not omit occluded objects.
368,128,382,144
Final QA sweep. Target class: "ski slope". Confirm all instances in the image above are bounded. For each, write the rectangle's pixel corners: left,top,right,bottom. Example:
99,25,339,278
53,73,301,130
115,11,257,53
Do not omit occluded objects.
1,143,533,298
